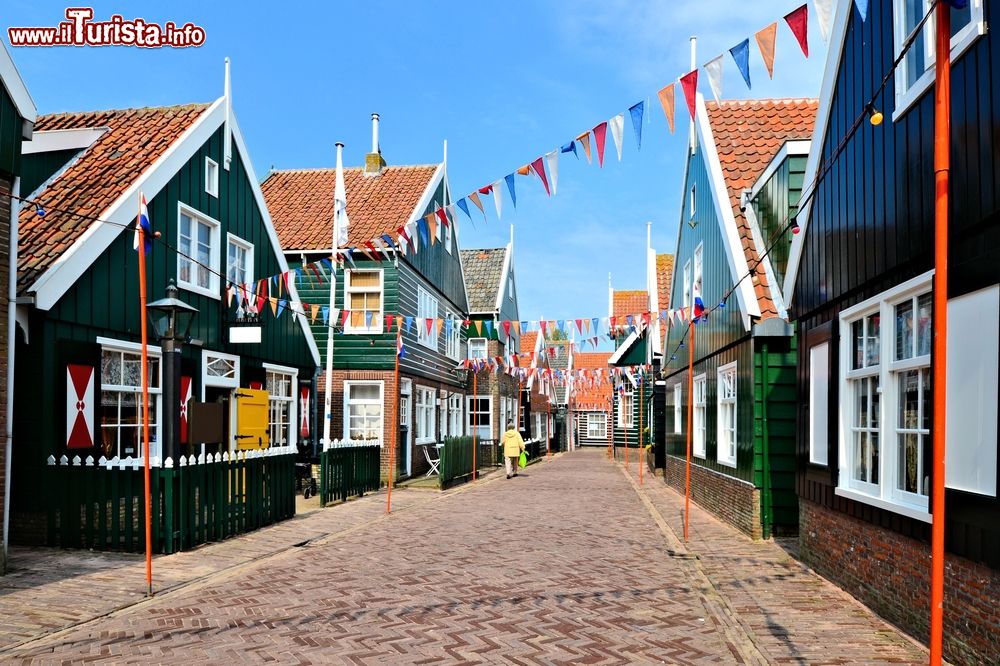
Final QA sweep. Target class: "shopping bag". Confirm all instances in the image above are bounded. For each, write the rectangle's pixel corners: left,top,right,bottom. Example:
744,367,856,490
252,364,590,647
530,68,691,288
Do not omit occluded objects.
518,451,527,468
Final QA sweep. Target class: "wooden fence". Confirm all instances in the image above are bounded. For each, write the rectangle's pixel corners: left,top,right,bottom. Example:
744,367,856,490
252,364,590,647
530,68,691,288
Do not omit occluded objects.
319,440,382,506
45,447,296,554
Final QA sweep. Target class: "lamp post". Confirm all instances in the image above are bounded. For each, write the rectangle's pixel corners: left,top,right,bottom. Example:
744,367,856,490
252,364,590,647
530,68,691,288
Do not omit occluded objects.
146,279,198,463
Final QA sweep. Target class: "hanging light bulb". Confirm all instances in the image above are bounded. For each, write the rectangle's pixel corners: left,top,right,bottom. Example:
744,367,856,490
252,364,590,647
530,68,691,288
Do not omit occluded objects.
790,217,800,235
866,103,883,126
670,355,677,361
35,204,45,217
678,340,684,348
719,298,727,308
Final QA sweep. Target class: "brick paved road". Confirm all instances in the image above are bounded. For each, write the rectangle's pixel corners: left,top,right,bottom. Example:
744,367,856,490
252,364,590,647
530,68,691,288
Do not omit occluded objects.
3,451,928,664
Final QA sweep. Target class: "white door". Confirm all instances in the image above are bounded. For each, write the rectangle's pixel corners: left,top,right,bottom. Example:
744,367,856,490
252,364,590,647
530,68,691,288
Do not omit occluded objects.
400,394,412,476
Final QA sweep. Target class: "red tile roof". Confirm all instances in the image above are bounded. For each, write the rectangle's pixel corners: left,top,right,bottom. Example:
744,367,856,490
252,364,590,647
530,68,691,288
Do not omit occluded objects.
612,290,648,320
571,352,612,411
520,331,539,355
705,98,817,320
655,253,674,350
19,104,210,292
261,165,438,251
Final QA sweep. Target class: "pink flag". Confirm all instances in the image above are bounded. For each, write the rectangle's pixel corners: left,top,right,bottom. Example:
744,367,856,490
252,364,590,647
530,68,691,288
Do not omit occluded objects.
784,4,809,58
530,157,550,196
593,122,608,167
679,70,699,120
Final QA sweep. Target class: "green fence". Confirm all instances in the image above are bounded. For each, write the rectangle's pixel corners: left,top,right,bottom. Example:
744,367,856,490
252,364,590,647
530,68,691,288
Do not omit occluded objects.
438,437,505,487
319,441,381,506
45,449,296,555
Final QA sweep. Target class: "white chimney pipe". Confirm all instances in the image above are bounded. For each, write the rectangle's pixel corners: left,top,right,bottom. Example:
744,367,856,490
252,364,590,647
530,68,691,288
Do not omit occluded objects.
371,113,380,154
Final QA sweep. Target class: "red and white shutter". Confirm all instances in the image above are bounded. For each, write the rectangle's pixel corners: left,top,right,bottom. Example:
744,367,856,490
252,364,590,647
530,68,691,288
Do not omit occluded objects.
180,375,193,444
66,364,94,449
249,380,263,390
299,385,310,438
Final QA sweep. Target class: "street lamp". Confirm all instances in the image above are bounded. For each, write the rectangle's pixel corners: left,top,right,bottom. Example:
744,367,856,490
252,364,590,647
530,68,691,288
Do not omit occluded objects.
146,279,198,462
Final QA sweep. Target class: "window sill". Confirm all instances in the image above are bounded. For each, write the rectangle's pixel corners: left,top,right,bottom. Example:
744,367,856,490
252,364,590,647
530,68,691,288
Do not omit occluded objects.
178,280,221,301
717,457,737,468
835,486,931,523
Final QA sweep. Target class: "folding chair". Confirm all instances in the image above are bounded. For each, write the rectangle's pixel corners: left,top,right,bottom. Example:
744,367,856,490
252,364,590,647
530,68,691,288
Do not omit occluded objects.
422,444,441,477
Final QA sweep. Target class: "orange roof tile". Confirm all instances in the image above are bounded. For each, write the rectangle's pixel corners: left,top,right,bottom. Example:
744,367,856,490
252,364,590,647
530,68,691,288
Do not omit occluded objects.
520,331,539,355
612,290,648,320
572,352,612,410
705,98,817,320
261,165,438,251
18,104,210,292
656,254,674,350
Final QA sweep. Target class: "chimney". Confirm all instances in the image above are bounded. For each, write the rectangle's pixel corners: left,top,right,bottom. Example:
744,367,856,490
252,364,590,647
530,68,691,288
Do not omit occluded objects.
364,113,386,177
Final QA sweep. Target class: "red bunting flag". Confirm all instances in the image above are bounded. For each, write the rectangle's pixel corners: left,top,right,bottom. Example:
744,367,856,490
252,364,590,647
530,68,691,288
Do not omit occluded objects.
784,4,809,58
609,315,617,330
425,318,434,335
341,309,350,327
364,241,383,263
436,207,449,228
309,262,323,283
529,157,550,196
593,122,608,167
503,320,511,337
385,314,394,331
575,319,583,334
679,70,699,120
756,22,778,79
657,83,676,134
478,184,493,195
540,320,548,337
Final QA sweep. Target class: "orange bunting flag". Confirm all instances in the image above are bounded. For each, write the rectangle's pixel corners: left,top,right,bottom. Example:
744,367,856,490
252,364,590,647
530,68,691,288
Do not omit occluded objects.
473,320,483,336
311,304,319,324
425,213,437,245
436,318,445,337
269,296,278,316
516,164,531,176
756,22,777,79
513,320,521,336
576,131,592,164
468,191,487,221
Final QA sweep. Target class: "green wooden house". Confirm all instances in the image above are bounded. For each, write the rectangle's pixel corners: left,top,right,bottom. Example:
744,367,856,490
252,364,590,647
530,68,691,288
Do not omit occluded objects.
9,64,320,550
0,41,36,571
661,95,815,539
263,116,470,480
608,289,654,462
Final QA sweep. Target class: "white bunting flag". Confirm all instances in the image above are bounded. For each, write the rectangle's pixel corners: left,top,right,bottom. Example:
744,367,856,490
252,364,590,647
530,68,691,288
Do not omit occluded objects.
704,55,724,103
492,179,504,219
545,150,559,196
814,0,835,43
609,113,625,161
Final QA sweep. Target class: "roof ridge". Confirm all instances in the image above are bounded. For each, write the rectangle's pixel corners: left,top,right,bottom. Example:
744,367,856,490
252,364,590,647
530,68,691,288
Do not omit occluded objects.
38,102,212,120
268,164,438,175
707,97,819,106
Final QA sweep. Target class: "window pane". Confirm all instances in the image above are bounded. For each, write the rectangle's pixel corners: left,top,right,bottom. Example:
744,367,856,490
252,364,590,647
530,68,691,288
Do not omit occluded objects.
899,370,920,430
866,314,880,367
350,271,380,288
856,430,868,482
870,431,879,484
852,320,864,370
102,351,121,385
856,379,869,428
916,293,932,356
896,299,914,360
921,367,931,431
350,385,380,401
950,3,972,37
899,432,920,494
871,376,880,428
903,0,928,88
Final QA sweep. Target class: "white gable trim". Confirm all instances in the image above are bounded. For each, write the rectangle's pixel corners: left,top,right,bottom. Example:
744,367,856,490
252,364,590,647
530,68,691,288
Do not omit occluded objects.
494,243,512,311
22,128,107,155
608,330,639,365
783,0,853,309
0,41,35,124
29,98,225,310
696,94,758,329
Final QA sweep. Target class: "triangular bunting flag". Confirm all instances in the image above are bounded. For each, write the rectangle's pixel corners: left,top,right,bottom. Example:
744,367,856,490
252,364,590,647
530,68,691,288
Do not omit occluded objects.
576,131,592,164
311,304,319,323
592,317,600,334
704,55,724,103
513,320,521,336
609,113,624,161
545,151,558,196
474,320,483,336
593,121,608,167
425,213,437,245
560,141,578,158
730,38,752,89
456,198,471,220
815,0,835,42
435,206,449,229
628,101,644,150
468,191,487,222
484,320,494,337
437,318,445,337
418,216,430,247
341,309,351,327
405,316,414,333
386,314,395,331
657,83,676,134
575,319,583,335
269,296,278,316
492,179,504,219
755,22,777,79
679,70,699,119
503,320,511,338
854,0,868,22
321,306,330,325
529,157,550,196
516,164,531,176
504,174,517,208
784,4,809,58
425,318,434,336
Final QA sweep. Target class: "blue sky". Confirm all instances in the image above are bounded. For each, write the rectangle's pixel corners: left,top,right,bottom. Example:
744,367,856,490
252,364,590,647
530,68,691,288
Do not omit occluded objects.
5,1,826,348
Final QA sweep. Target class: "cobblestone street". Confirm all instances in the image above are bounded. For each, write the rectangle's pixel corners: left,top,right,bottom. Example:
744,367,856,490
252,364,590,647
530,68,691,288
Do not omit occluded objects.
0,450,929,664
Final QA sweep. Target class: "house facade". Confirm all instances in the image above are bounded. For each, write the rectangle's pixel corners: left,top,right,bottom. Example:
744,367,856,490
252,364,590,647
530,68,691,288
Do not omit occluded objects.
0,42,35,572
661,95,815,540
264,119,470,481
460,239,520,442
568,352,611,448
784,2,998,662
10,70,319,544
608,289,653,462
519,331,552,444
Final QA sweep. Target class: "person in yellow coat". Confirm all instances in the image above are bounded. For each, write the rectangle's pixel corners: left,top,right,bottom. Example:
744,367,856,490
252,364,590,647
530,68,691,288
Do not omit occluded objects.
501,421,525,479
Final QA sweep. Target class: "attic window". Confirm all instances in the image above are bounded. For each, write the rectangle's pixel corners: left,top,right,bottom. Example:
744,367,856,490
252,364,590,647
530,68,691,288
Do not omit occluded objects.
205,157,219,197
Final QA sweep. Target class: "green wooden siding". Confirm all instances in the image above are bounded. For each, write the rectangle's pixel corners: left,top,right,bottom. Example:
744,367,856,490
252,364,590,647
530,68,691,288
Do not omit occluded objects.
750,154,806,290
752,336,798,536
0,85,25,178
612,367,654,452
20,148,80,197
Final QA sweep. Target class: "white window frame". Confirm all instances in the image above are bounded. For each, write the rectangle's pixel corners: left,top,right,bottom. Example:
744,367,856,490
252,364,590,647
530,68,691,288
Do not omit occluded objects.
716,362,737,467
177,203,221,299
444,211,453,253
693,373,707,458
414,386,436,444
417,286,439,349
344,269,384,334
508,274,514,301
689,184,696,218
467,395,492,440
264,363,298,448
445,313,461,360
202,350,240,389
618,390,634,428
468,337,487,360
809,342,830,466
97,337,163,462
586,412,606,439
892,0,985,121
226,233,253,290
205,157,219,197
673,383,683,434
448,393,463,437
837,271,934,522
343,380,383,442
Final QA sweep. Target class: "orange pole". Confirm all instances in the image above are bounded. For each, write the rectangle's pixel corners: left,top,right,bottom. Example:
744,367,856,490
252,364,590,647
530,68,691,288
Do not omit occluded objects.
625,385,629,471
607,395,612,459
684,321,694,541
387,327,399,513
472,369,477,481
639,371,644,486
472,371,478,479
930,4,951,663
546,399,551,459
137,202,152,596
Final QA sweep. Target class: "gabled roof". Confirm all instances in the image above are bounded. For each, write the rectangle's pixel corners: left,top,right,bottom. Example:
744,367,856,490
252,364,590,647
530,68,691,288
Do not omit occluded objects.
608,330,639,365
612,290,648,319
0,40,36,123
655,254,674,351
19,104,211,292
459,247,507,313
571,352,612,411
703,97,817,321
262,165,439,251
520,331,539,355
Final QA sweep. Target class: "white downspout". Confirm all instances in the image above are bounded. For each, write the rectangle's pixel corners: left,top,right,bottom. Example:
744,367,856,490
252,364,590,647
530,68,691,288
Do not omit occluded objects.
3,177,20,564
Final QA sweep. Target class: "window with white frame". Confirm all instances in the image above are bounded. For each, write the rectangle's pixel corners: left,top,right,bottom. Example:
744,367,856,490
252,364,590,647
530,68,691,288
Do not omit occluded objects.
344,381,382,441
499,397,508,435
205,157,219,197
417,286,438,348
894,0,983,115
693,374,707,458
587,412,606,439
448,393,463,436
683,261,692,312
345,269,383,333
439,391,448,436
178,206,220,297
446,314,461,360
99,341,161,461
717,363,737,466
266,366,297,447
468,337,487,360
508,274,514,300
689,184,696,218
204,352,238,386
839,273,934,516
673,383,683,434
467,396,491,440
618,390,634,428
226,234,253,290
535,412,547,440
415,386,436,444
693,243,704,308
444,211,453,252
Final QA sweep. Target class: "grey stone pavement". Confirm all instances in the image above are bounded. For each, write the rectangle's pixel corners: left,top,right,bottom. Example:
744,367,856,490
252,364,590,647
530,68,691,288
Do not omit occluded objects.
0,449,929,664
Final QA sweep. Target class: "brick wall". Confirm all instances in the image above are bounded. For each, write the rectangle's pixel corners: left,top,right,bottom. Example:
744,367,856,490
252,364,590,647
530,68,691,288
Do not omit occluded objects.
799,499,1000,666
319,369,397,481
665,454,761,539
0,176,9,573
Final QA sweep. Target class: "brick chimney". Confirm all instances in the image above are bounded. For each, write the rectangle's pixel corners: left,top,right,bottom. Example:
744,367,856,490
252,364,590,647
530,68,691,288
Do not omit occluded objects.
364,113,386,177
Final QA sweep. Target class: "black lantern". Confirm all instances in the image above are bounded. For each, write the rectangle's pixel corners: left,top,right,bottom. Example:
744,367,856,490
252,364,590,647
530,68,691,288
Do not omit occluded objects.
146,279,198,462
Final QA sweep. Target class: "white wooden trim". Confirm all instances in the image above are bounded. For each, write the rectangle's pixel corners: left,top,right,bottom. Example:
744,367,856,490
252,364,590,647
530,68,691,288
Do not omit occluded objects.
95,335,162,355
204,157,219,197
202,349,240,389
342,380,384,441
835,486,932,523
225,232,254,287
743,203,787,319
342,268,384,334
716,361,738,467
748,140,811,202
783,0,854,308
608,330,638,365
22,128,106,155
0,41,35,122
263,363,298,449
696,94,758,328
494,243,512,312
